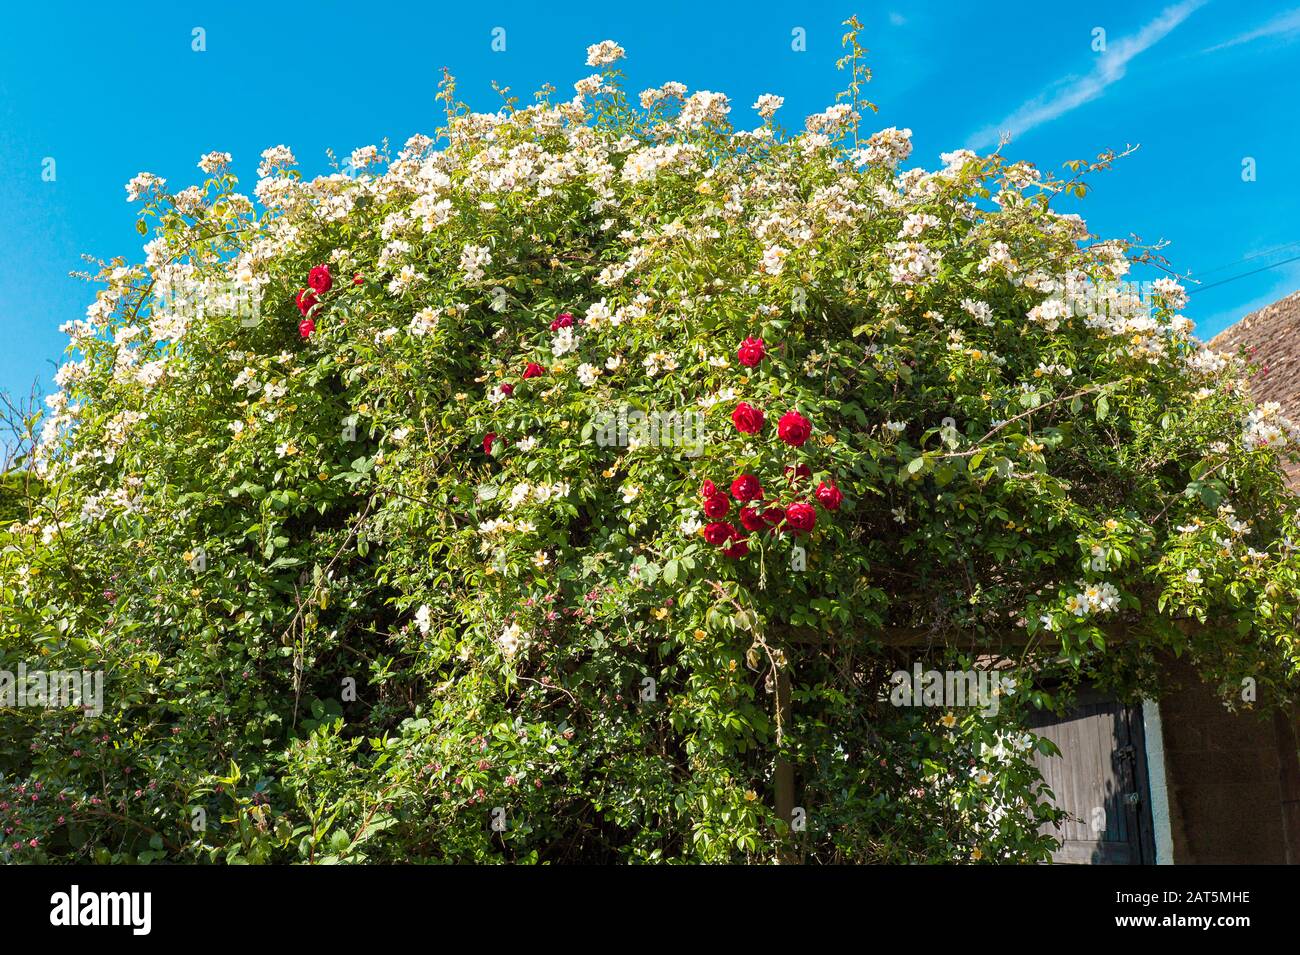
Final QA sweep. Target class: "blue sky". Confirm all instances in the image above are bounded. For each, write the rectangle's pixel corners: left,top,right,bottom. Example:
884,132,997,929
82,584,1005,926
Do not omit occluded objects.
2,0,1299,400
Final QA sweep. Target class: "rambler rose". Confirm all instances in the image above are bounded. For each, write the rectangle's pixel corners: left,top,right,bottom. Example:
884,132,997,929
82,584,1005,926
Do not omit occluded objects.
295,288,318,315
21,23,1289,867
703,494,730,519
703,522,733,547
736,336,766,367
739,506,766,532
815,480,843,510
308,265,333,294
731,402,765,435
729,474,764,502
785,501,817,533
777,410,812,447
722,534,749,559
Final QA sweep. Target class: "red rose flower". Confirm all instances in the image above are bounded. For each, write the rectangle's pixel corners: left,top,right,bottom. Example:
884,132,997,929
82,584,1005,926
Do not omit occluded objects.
353,273,364,286
784,463,812,485
732,402,765,435
703,522,734,547
295,288,318,316
723,537,750,559
785,501,817,533
308,265,333,294
762,506,786,527
298,318,315,339
737,336,766,367
523,362,546,379
550,313,574,331
730,474,764,502
703,494,731,519
815,480,843,511
739,506,766,532
700,479,718,499
777,410,812,447
483,432,500,455
499,383,514,397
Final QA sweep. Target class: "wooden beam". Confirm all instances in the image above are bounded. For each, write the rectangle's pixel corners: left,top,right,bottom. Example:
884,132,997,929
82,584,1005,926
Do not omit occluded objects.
789,619,1203,648
773,667,799,864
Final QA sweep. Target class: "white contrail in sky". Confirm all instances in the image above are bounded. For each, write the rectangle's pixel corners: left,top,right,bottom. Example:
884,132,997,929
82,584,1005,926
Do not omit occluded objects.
968,0,1207,149
1204,7,1300,53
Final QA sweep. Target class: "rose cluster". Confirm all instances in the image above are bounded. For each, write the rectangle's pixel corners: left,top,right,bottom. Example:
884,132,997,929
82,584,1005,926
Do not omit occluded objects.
294,264,333,339
699,337,843,559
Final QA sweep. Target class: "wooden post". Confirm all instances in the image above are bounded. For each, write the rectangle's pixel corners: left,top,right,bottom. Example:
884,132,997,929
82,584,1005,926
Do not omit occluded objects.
1273,707,1300,865
773,667,799,864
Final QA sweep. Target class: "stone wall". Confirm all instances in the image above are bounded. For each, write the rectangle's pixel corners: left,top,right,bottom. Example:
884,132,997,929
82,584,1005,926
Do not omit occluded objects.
1154,656,1287,863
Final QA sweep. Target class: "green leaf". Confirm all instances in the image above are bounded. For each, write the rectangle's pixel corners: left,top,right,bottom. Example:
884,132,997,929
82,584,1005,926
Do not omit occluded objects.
664,559,679,584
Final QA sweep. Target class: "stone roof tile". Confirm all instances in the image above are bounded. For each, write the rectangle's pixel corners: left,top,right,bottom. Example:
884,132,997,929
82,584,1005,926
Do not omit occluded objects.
1209,290,1300,488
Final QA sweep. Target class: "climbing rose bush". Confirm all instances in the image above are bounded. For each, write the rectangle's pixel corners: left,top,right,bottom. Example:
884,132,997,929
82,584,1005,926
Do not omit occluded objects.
4,30,1300,863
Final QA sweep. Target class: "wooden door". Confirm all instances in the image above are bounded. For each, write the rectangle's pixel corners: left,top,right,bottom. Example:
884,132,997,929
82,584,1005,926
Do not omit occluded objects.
1027,690,1156,864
